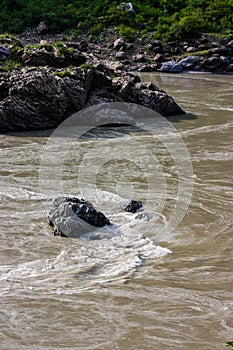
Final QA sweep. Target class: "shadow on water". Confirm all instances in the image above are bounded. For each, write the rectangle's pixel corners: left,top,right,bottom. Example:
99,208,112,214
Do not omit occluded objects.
166,112,197,123
0,113,197,139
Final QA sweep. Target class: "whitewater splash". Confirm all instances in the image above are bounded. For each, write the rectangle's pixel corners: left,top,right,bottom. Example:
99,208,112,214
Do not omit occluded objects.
1,191,171,294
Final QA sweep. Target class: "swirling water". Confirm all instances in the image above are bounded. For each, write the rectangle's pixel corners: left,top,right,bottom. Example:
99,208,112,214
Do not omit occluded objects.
0,73,232,349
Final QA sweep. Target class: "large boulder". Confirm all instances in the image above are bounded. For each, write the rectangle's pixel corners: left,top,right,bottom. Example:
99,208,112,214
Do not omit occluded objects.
20,42,86,68
0,67,93,131
208,46,231,56
179,55,199,69
48,197,111,238
201,56,222,71
0,66,185,132
160,60,183,73
117,74,184,116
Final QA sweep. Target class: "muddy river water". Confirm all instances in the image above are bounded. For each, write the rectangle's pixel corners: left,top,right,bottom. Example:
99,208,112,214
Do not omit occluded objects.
0,73,232,349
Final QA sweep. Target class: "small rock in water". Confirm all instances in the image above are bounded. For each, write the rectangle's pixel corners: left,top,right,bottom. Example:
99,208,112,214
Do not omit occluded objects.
123,200,143,213
48,197,111,238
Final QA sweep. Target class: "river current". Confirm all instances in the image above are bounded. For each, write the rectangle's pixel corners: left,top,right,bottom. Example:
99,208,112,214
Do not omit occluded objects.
0,73,232,349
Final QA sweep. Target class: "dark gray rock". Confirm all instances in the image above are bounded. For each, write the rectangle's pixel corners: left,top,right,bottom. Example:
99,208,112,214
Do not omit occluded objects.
0,66,185,132
136,64,157,72
123,200,143,213
153,53,164,63
220,56,230,66
37,21,49,35
201,56,222,71
226,63,233,72
133,54,147,63
48,197,111,238
118,75,185,116
226,40,233,49
115,51,126,60
0,45,10,58
0,72,10,100
114,38,126,51
0,67,93,131
208,47,231,56
150,40,163,54
21,43,86,68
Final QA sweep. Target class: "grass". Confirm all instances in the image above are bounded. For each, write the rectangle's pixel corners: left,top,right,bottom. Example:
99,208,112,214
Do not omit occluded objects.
25,43,54,52
0,59,21,72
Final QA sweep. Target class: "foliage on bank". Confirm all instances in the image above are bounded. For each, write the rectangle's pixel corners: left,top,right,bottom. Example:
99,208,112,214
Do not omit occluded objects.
0,0,232,40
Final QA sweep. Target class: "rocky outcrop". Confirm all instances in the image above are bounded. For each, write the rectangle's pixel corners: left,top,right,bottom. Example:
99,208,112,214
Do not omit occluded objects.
116,75,184,116
48,197,111,238
0,65,184,132
0,67,93,131
20,42,86,68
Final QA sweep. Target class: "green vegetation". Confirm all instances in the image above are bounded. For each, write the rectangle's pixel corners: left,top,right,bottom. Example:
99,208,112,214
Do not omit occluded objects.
25,42,54,52
0,0,232,41
118,24,136,42
52,68,73,78
0,59,21,72
79,63,95,70
0,33,22,71
54,41,71,57
226,341,233,349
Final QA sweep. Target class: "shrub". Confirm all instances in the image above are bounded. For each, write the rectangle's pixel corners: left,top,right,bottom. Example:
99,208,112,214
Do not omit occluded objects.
175,14,205,38
118,24,136,42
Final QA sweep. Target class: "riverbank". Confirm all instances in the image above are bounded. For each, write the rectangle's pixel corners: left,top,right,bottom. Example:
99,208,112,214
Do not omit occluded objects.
1,29,233,74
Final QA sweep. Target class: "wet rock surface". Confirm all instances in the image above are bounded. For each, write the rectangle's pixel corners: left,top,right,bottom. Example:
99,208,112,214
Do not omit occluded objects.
48,197,111,238
123,200,143,213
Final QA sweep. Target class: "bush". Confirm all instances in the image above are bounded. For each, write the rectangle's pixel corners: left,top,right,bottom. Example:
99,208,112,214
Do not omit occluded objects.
0,0,232,40
175,14,205,38
118,24,136,42
89,23,104,36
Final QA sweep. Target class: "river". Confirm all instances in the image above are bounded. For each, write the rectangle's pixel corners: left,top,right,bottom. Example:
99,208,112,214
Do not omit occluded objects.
0,73,232,349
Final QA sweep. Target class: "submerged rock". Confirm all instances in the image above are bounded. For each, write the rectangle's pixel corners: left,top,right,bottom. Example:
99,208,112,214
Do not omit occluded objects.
48,197,111,238
123,200,143,213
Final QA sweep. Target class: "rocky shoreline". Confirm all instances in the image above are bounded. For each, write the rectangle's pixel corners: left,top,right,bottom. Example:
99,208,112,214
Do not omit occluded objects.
0,30,232,132
17,28,233,74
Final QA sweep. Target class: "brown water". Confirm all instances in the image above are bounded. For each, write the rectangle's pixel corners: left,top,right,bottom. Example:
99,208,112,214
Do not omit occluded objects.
1,73,232,349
